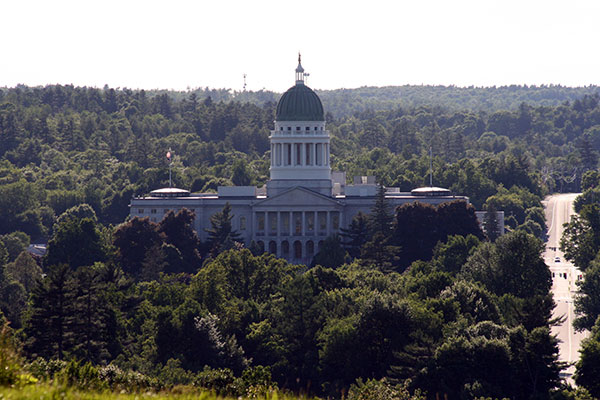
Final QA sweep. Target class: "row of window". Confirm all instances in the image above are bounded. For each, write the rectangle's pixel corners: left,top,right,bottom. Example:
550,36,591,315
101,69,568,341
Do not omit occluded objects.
255,239,321,259
270,142,328,167
279,126,324,132
255,211,339,235
137,208,196,215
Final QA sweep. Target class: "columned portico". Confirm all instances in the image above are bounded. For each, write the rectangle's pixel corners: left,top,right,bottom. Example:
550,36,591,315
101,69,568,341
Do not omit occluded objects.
267,54,332,197
129,55,475,266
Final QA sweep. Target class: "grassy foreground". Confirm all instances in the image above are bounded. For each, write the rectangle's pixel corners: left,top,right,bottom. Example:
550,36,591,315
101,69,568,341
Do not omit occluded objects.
0,383,311,400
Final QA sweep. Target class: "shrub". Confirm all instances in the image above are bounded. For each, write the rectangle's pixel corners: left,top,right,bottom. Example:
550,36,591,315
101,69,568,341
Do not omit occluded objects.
26,358,67,381
158,358,193,387
98,364,159,392
0,319,22,386
241,365,276,397
347,378,425,400
56,360,103,390
193,366,242,397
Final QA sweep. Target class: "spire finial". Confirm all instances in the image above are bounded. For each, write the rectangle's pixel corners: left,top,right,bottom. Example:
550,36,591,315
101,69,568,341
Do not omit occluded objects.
295,53,305,84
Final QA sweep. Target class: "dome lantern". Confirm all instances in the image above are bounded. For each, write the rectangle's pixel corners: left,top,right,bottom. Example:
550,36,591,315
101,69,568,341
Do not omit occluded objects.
295,53,305,85
275,55,324,122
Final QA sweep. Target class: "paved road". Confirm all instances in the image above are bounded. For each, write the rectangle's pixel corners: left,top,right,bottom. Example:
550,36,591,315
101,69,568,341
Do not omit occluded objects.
543,193,588,383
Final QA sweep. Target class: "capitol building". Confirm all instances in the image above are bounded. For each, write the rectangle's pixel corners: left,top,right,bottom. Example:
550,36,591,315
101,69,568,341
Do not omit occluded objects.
130,57,476,264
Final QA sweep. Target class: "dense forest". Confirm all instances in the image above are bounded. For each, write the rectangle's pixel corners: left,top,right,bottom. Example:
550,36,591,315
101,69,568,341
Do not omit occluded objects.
106,84,600,117
2,84,600,398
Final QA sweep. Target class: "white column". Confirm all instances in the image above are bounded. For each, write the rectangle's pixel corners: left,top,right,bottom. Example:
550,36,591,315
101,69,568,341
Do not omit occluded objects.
301,143,306,166
301,211,306,236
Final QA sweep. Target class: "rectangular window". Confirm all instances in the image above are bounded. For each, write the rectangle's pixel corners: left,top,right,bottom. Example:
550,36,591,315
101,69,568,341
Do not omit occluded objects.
318,212,327,233
294,212,302,235
316,143,322,166
269,212,277,235
277,143,282,166
281,212,290,236
295,143,302,165
331,212,340,230
151,209,157,214
257,212,265,232
138,209,144,214
285,144,292,166
305,143,311,165
239,216,246,230
306,212,314,232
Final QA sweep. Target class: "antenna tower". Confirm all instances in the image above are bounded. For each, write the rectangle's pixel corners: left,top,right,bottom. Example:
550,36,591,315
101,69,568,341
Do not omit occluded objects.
429,145,433,187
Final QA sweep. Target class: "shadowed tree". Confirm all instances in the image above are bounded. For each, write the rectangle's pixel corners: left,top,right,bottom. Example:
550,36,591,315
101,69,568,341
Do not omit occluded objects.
205,203,241,256
158,209,202,274
340,212,369,259
113,217,163,278
24,264,73,360
44,218,107,270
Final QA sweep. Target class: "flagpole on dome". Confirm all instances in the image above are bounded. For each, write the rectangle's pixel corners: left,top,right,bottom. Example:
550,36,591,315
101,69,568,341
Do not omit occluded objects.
166,148,172,188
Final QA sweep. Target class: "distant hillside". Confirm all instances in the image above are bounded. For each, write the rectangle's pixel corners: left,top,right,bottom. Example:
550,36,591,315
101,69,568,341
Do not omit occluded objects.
174,84,600,118
318,85,600,117
4,84,598,119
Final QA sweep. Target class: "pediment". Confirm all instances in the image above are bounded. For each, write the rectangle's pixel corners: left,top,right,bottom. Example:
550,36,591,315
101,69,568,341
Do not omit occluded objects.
254,187,342,208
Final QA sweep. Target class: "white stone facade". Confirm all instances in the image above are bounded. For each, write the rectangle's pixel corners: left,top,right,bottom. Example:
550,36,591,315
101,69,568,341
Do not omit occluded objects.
129,58,472,264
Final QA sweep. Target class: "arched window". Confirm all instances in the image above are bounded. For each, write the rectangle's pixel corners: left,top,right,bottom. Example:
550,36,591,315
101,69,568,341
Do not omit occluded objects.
257,241,265,254
306,241,314,258
282,241,290,258
269,240,277,255
318,240,324,252
294,240,302,259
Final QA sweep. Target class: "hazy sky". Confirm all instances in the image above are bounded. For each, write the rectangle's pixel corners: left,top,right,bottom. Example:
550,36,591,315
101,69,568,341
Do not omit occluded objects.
2,0,599,92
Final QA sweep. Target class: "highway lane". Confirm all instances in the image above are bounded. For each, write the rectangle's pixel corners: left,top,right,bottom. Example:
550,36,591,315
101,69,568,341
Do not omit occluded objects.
543,193,588,384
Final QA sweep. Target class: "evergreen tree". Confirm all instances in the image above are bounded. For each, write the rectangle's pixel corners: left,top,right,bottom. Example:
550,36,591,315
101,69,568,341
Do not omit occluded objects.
360,232,401,271
24,264,73,360
205,202,241,256
70,265,110,363
340,212,369,259
579,135,599,172
369,184,394,236
484,203,500,242
312,235,347,269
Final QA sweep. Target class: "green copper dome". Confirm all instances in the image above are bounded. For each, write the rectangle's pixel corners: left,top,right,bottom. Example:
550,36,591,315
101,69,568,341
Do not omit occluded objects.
276,83,325,121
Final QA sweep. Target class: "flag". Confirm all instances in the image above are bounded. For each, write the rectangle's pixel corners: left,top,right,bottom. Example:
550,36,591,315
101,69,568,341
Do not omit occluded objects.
166,151,172,161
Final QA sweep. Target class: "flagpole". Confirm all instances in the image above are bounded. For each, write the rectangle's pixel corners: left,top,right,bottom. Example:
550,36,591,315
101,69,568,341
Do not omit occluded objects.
168,148,172,188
